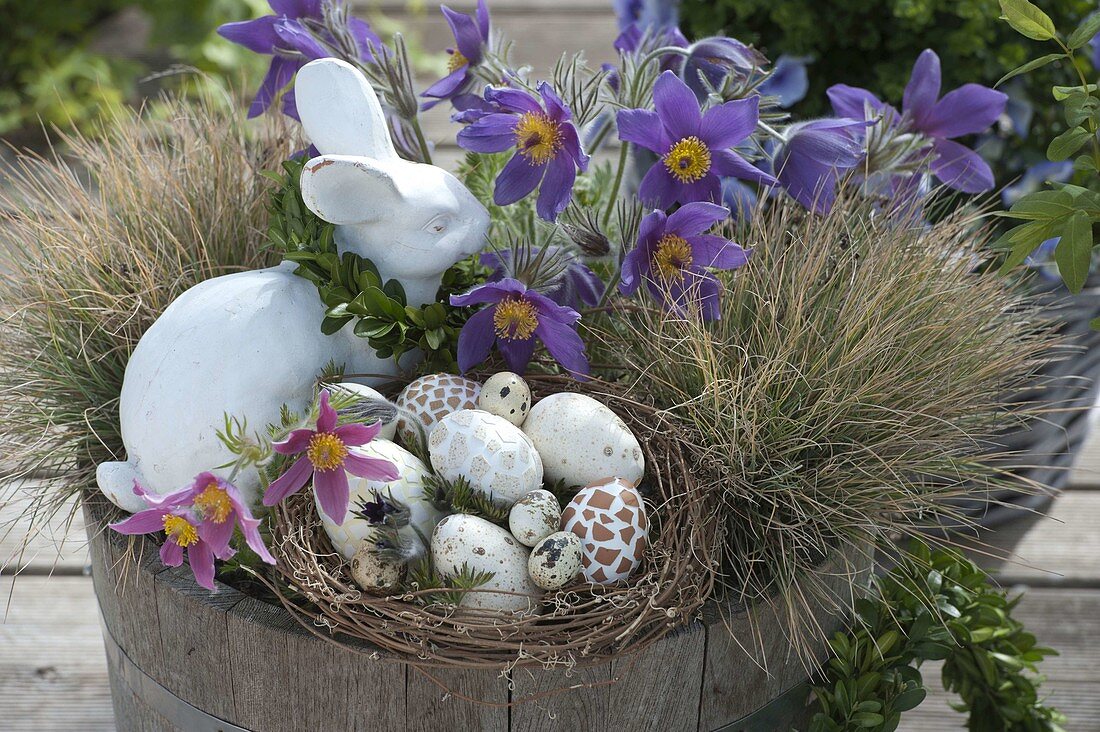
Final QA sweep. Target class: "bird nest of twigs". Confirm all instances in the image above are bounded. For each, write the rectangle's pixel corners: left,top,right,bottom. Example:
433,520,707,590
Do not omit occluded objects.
257,374,719,671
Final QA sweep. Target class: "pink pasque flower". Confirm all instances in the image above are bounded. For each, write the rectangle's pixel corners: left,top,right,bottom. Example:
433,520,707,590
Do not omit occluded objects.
263,389,399,523
110,473,275,591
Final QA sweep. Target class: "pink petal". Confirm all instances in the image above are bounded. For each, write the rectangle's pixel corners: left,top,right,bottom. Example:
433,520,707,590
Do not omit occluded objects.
273,428,316,455
316,389,337,432
187,542,218,591
239,515,277,565
344,451,401,482
333,421,381,447
111,508,169,535
263,456,314,506
160,540,185,567
198,514,235,559
314,469,350,523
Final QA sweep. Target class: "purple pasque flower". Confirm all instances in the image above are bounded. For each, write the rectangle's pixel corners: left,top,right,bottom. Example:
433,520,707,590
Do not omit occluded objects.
110,473,275,591
480,246,605,309
614,0,680,33
217,0,380,119
620,202,748,320
263,389,399,523
420,0,491,110
773,119,866,213
457,84,590,221
450,278,589,377
759,55,810,109
681,37,767,99
617,71,776,208
828,49,1006,194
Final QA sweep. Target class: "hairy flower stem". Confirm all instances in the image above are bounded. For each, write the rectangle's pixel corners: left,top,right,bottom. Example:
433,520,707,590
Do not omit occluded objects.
602,142,630,228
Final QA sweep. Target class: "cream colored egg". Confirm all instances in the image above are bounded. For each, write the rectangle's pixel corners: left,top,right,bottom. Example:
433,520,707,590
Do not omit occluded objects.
428,409,544,507
478,372,532,426
349,540,402,593
319,439,444,560
524,392,645,489
431,513,543,614
527,531,583,590
330,382,397,441
508,489,561,547
395,373,481,449
561,477,649,584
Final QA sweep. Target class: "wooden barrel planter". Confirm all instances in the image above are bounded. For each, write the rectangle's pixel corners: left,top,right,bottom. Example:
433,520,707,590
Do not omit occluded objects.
83,492,869,732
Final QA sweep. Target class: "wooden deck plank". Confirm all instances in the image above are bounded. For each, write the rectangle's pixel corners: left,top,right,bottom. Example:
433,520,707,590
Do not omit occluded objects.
0,493,88,575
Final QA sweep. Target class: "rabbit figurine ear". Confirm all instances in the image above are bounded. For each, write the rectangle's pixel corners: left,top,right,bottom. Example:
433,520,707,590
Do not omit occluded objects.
294,58,398,162
300,155,403,225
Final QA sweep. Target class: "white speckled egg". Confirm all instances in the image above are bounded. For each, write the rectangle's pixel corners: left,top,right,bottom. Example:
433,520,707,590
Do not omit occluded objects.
349,540,402,593
428,409,543,507
528,531,583,590
508,489,562,547
395,373,481,449
431,514,543,614
523,392,644,489
330,382,397,441
478,372,532,426
319,440,444,560
561,477,648,584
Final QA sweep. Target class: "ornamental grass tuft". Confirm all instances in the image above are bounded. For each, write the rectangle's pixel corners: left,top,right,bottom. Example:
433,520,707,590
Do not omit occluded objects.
0,94,289,551
589,193,1057,653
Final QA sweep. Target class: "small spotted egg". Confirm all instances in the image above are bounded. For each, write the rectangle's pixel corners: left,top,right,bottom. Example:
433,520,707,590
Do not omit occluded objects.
395,373,481,450
528,531,583,590
561,477,648,584
478,372,532,427
349,540,402,594
508,489,562,547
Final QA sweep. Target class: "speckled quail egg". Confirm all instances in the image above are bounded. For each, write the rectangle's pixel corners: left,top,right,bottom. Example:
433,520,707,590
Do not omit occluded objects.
349,540,402,593
528,531,583,590
508,489,562,547
478,372,532,426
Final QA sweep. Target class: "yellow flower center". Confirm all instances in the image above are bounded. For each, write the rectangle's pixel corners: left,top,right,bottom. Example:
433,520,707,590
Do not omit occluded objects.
493,297,540,341
307,432,349,472
652,234,693,282
663,136,712,183
447,50,469,73
163,515,199,548
193,482,233,524
514,112,563,166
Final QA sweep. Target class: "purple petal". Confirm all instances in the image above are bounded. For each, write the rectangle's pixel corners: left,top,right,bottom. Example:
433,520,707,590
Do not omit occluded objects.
457,113,518,153
538,82,571,122
922,85,1008,139
637,164,679,207
678,172,723,204
456,306,498,372
566,264,606,307
496,336,537,374
560,120,589,170
827,84,884,120
316,389,337,433
344,451,400,482
217,16,279,55
759,55,809,108
442,5,484,62
160,540,185,567
263,456,313,506
111,508,169,535
536,154,577,221
534,318,589,378
616,109,669,153
930,138,995,194
700,97,759,149
653,71,702,139
270,0,322,18
421,67,470,106
476,0,491,39
272,427,315,455
314,469,351,523
692,234,749,270
903,49,941,127
281,87,301,121
618,248,646,296
484,87,543,114
348,17,381,61
666,201,729,236
187,542,217,591
450,278,527,307
333,421,382,447
249,57,299,119
711,150,778,187
274,18,328,60
494,154,545,206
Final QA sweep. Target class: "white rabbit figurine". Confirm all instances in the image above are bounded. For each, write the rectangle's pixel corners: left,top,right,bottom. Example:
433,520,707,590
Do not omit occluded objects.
96,58,489,512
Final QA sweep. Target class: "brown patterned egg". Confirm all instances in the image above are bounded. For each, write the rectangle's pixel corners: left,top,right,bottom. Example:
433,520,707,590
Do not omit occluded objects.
395,373,481,449
560,477,649,584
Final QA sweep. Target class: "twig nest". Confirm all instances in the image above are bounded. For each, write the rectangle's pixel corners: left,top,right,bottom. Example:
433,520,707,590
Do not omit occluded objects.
396,373,481,448
561,477,649,584
331,382,397,441
523,392,645,489
508,489,561,547
431,514,543,614
428,409,544,507
528,531,583,590
319,439,443,559
349,540,402,594
478,372,532,426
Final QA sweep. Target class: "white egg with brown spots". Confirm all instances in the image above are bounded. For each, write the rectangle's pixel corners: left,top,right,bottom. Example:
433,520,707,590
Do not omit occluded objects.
528,531,583,590
523,392,644,489
478,371,532,426
561,477,648,584
395,373,481,449
430,513,543,614
349,539,402,593
508,489,561,547
428,409,543,507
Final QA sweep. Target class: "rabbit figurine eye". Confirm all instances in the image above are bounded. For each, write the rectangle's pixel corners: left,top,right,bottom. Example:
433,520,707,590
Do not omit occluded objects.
424,214,451,234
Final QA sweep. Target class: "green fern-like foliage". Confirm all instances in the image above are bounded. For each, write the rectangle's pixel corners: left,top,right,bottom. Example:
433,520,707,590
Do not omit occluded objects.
405,557,496,607
423,474,512,526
